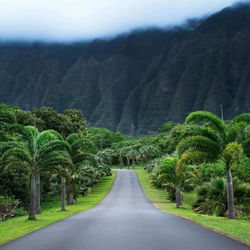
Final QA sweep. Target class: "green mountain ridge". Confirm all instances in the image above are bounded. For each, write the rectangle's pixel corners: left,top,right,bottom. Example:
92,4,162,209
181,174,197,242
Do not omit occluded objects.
0,3,250,134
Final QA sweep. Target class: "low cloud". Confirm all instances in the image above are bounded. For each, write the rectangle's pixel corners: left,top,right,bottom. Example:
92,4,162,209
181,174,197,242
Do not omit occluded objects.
0,0,246,42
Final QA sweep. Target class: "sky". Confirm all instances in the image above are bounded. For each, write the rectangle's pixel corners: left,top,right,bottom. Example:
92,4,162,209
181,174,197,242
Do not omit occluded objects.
0,0,248,42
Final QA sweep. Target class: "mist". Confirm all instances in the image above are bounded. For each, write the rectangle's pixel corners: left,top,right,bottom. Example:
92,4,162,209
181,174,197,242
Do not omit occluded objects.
0,0,248,42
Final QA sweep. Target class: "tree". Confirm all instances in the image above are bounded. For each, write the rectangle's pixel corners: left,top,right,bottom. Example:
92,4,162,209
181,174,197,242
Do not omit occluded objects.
0,126,69,220
0,105,17,142
156,157,195,208
32,107,87,137
97,149,115,165
138,145,158,163
177,111,244,219
65,134,96,204
48,154,72,211
119,147,132,169
86,127,124,150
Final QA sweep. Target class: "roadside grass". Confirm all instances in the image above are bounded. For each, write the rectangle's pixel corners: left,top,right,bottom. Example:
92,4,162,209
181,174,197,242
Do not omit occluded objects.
136,169,250,245
0,172,116,245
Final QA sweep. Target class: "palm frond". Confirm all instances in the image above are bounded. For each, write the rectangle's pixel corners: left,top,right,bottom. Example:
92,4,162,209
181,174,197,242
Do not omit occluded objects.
177,135,221,158
232,113,250,124
185,111,226,140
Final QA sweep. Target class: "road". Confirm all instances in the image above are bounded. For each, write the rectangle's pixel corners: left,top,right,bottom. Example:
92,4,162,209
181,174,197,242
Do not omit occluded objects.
1,170,249,250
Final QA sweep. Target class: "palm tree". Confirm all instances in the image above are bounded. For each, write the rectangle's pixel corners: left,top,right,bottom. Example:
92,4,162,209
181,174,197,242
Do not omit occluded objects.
97,148,114,165
138,145,158,163
177,111,245,219
65,133,96,204
0,126,69,220
157,157,195,208
119,147,132,169
48,157,72,211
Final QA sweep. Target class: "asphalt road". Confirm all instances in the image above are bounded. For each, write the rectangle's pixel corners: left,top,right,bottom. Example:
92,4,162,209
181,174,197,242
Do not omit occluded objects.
1,170,249,250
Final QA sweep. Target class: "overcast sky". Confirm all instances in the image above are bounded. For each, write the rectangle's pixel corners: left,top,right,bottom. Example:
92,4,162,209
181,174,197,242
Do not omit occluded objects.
0,0,247,42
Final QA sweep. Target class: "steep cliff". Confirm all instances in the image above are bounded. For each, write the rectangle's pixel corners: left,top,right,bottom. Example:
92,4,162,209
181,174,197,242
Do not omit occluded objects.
0,4,249,134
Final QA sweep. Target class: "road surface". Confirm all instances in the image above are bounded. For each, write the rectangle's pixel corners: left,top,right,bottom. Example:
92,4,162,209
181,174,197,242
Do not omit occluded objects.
1,170,249,250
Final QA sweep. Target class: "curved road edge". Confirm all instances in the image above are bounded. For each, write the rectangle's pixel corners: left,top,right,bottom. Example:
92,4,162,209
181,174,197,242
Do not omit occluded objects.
135,169,250,247
0,171,117,246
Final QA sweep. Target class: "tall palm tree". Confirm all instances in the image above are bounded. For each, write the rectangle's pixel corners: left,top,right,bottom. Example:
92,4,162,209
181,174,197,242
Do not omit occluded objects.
177,111,245,219
157,157,195,208
47,154,72,211
0,126,69,220
65,133,96,204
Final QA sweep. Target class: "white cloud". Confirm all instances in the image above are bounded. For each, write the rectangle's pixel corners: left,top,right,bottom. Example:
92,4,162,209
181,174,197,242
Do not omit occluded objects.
0,0,246,42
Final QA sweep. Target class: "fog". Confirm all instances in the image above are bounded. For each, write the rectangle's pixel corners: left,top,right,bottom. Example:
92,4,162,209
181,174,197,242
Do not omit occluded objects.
0,0,247,42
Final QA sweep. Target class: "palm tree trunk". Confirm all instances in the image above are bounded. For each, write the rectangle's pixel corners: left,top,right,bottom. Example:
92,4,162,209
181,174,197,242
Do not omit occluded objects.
119,157,123,169
226,167,236,219
176,187,182,208
127,157,130,169
35,172,41,214
28,174,36,220
61,177,66,211
68,183,74,205
132,158,135,169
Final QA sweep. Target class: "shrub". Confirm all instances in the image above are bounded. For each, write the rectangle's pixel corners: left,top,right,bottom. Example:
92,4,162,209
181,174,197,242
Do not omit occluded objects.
13,207,26,217
193,178,250,217
0,196,20,221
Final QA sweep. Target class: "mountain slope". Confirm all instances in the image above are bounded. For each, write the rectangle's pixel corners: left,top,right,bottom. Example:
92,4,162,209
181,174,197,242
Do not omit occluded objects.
0,3,250,134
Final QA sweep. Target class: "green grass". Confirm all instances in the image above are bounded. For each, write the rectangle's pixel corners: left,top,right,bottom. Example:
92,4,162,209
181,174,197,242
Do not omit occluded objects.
136,169,250,245
0,172,116,245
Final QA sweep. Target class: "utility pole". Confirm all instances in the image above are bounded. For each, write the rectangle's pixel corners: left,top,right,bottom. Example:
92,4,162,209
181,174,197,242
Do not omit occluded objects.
220,104,224,121
131,121,135,137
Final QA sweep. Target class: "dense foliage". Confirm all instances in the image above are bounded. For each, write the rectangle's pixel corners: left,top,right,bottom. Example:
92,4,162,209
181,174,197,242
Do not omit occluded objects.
144,112,250,220
0,103,249,222
0,105,112,220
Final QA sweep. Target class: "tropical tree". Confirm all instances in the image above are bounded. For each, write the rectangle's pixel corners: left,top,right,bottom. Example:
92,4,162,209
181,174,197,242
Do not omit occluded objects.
177,111,245,219
32,107,87,137
0,126,69,220
49,157,72,211
154,157,195,208
65,133,97,204
119,146,139,169
138,145,158,163
86,127,124,150
97,148,115,165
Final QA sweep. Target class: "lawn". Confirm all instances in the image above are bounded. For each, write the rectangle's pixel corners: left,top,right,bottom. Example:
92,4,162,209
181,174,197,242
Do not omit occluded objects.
136,169,250,245
0,172,116,245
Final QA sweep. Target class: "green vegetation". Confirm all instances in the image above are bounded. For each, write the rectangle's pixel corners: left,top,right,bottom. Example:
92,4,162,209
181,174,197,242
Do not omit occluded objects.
0,173,115,245
0,104,115,222
0,103,249,245
136,169,250,244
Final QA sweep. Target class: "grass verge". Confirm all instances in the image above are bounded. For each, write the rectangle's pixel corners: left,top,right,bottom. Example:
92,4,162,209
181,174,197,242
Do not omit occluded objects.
0,172,116,245
136,169,250,245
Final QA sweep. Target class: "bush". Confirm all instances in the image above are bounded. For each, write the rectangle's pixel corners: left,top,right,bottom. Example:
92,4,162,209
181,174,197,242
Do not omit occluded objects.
13,207,26,217
193,178,250,217
200,161,225,182
0,196,20,221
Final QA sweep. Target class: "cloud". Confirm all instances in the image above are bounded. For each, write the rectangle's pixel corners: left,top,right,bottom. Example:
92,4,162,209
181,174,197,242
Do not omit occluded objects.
0,0,246,42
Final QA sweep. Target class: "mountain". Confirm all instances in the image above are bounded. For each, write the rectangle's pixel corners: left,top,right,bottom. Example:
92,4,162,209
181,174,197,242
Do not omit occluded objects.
0,3,250,135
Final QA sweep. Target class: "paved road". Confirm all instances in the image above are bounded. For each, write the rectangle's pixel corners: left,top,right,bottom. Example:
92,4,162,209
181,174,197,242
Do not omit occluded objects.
1,170,249,250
